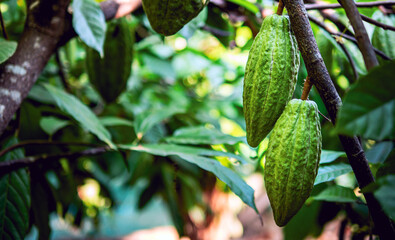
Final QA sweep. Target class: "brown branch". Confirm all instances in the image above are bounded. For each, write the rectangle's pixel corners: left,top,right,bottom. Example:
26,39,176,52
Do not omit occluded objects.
0,0,141,137
282,0,395,238
305,1,395,10
301,77,312,100
308,14,391,61
277,0,285,15
0,146,111,177
361,14,395,31
0,140,102,158
338,0,378,70
0,9,8,39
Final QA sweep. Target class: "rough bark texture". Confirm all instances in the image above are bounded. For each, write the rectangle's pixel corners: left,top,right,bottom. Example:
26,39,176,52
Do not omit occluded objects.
282,0,395,238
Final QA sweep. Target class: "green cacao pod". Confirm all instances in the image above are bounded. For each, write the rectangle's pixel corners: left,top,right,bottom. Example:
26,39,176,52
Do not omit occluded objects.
264,99,322,227
243,14,300,148
372,12,395,62
86,17,134,103
142,0,210,36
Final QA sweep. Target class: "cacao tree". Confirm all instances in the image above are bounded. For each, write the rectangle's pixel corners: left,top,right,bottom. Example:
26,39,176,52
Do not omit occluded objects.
0,0,394,239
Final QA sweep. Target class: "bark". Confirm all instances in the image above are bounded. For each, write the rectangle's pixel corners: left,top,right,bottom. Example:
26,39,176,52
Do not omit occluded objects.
282,0,395,238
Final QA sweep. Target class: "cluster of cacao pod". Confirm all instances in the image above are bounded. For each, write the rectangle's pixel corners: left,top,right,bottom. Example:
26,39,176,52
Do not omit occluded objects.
243,14,322,226
85,17,134,103
142,0,210,36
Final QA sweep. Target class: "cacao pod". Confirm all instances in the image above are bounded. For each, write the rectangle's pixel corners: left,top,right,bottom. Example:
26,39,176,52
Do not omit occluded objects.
86,17,134,103
372,12,395,62
264,99,322,227
142,0,210,36
243,14,300,148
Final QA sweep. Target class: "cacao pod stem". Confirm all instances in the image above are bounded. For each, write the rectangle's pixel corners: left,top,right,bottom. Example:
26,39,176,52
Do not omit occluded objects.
301,76,312,100
277,0,285,15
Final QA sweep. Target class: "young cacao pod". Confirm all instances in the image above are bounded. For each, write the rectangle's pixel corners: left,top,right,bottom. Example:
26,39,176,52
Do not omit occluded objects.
85,17,134,103
264,99,322,227
243,14,300,147
142,0,209,36
372,12,395,62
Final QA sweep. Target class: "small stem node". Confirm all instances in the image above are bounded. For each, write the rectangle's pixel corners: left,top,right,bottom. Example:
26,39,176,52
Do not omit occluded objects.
301,76,313,100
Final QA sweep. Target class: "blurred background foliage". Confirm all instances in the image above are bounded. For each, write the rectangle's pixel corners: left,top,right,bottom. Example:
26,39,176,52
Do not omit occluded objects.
0,0,394,239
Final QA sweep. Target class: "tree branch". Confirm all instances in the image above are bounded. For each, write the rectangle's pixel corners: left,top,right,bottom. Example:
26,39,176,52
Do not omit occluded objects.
305,1,395,10
338,0,378,70
0,146,111,177
0,0,141,137
282,0,395,238
361,14,395,32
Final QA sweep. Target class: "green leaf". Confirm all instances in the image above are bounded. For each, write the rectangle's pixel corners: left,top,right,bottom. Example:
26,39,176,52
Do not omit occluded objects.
375,175,395,219
314,163,353,185
134,107,185,138
165,126,245,145
0,138,31,240
40,116,70,136
99,116,133,127
120,143,246,164
336,60,395,140
312,185,357,203
365,141,394,164
72,0,106,56
43,83,115,148
226,0,259,14
122,144,258,213
0,39,17,64
320,150,347,164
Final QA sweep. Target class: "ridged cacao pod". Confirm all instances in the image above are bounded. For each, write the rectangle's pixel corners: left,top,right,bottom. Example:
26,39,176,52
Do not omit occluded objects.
86,18,134,103
142,0,210,36
243,14,300,148
372,12,395,62
264,99,322,227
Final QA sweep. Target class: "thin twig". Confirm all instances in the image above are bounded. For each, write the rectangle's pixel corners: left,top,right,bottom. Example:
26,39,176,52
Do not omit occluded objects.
0,9,8,39
277,0,285,15
361,14,395,31
55,51,71,92
0,146,111,177
301,77,312,100
305,1,395,10
308,14,391,61
0,140,102,158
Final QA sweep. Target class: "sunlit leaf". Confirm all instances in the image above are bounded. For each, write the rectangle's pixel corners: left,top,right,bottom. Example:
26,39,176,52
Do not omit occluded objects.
165,126,245,145
320,150,346,164
43,84,115,148
72,0,106,56
122,144,258,213
314,163,353,185
0,138,30,240
313,185,357,202
336,60,395,140
99,116,133,127
120,143,246,164
0,39,17,63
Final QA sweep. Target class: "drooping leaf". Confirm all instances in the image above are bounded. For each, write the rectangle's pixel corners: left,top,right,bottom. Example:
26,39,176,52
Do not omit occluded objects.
320,150,347,164
312,185,357,203
375,175,395,219
314,163,353,185
165,126,245,145
365,141,394,164
336,60,395,140
120,143,246,164
72,0,106,56
43,83,115,148
0,39,17,63
99,116,133,127
0,138,30,240
40,116,70,136
121,144,258,213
